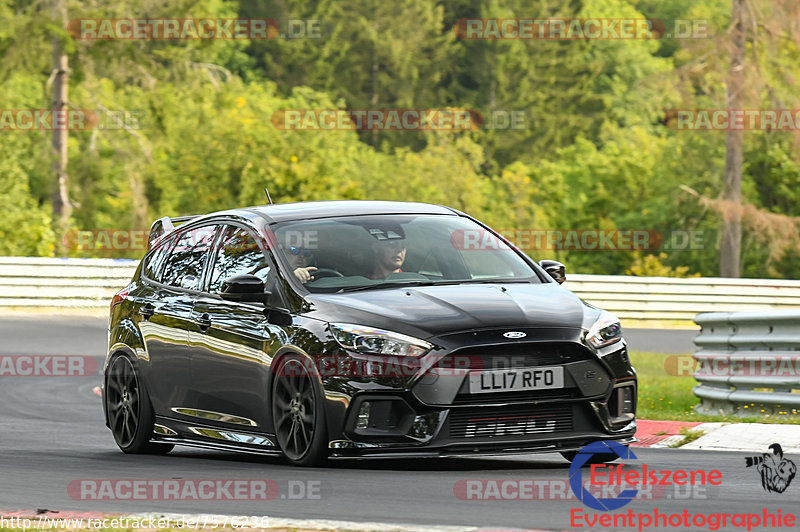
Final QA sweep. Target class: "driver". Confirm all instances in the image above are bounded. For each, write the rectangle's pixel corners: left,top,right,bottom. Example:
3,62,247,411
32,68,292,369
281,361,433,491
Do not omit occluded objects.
370,239,406,279
287,246,317,283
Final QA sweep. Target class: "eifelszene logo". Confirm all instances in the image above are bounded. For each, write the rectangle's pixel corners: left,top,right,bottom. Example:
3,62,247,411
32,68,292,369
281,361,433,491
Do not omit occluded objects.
569,440,722,513
745,443,797,494
569,440,638,511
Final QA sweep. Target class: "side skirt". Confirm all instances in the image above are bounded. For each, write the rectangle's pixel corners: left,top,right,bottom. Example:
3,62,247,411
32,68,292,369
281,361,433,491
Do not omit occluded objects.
152,416,282,456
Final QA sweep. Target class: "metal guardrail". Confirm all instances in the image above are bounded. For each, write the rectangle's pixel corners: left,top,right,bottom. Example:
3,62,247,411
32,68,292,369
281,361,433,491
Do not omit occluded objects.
692,311,800,415
0,257,137,307
2,258,800,321
567,274,800,321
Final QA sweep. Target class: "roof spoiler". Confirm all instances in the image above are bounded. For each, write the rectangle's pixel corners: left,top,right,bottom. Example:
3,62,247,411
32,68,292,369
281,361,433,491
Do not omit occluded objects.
147,215,199,250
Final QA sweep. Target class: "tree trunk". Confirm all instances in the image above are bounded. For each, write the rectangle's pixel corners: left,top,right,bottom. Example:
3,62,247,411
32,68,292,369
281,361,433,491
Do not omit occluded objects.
51,0,70,256
370,41,378,146
720,0,746,277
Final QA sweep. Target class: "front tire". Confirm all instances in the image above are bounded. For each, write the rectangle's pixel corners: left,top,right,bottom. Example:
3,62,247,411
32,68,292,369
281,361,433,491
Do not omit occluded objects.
105,355,173,455
271,356,328,467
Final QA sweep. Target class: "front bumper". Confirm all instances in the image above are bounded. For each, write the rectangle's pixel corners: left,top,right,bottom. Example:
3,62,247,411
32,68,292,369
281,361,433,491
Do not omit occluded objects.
325,339,637,457
328,429,637,459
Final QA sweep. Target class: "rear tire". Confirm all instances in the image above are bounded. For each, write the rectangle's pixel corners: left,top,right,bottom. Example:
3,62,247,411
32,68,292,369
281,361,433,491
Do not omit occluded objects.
272,356,329,467
105,354,174,455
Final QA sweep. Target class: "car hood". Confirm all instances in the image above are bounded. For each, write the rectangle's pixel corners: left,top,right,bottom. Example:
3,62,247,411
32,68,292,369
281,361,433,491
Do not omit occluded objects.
304,282,589,340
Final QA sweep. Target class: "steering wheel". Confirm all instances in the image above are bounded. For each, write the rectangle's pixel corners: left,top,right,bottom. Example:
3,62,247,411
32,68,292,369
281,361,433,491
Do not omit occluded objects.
312,268,344,279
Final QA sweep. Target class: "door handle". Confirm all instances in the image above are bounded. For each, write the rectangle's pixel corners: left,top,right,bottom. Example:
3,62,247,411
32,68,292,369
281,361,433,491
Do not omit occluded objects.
197,313,212,332
139,303,155,319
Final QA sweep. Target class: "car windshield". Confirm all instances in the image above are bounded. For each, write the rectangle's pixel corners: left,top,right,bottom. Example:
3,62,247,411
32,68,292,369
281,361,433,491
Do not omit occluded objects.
272,214,542,293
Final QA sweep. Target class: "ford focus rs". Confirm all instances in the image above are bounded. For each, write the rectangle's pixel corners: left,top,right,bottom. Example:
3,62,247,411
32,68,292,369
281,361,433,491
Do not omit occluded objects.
103,200,636,466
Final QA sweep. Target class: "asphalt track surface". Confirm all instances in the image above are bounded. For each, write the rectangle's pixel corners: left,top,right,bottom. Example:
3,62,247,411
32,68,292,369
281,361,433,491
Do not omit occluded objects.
1,317,795,531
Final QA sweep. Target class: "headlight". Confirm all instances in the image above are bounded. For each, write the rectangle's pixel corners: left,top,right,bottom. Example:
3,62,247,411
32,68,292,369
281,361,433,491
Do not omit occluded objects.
329,323,432,357
585,311,623,349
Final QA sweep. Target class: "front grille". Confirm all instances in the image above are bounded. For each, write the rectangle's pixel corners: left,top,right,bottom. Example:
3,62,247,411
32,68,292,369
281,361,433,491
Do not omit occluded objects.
435,342,592,373
448,404,573,439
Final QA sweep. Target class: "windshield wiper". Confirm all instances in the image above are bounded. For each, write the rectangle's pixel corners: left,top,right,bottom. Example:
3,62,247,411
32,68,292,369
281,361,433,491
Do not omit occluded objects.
340,280,437,292
457,278,533,284
340,278,533,292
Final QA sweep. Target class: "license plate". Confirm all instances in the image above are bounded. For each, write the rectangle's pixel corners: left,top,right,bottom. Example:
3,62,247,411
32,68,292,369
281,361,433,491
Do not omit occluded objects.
468,366,564,394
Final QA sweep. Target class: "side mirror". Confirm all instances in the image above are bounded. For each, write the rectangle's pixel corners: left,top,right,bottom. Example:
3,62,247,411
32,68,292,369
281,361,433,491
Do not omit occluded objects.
539,260,566,284
219,274,270,303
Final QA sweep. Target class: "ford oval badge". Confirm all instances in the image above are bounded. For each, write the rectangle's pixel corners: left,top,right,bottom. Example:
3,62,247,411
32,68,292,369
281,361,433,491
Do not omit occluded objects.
503,331,526,339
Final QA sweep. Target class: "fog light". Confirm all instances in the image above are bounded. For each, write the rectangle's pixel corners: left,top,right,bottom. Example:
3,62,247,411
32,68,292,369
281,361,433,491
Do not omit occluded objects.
409,413,438,439
349,398,416,435
620,386,634,415
356,402,371,429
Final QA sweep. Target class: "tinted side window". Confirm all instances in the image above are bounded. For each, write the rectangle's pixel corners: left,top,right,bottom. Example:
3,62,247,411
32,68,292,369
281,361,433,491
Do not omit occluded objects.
161,226,216,290
143,235,175,280
209,226,271,292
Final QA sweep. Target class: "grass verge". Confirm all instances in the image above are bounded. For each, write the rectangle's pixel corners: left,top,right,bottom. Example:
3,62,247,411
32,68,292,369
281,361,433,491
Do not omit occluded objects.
667,427,706,448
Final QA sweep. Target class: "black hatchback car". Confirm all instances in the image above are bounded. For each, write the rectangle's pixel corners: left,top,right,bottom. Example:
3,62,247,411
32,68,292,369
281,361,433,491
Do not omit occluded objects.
103,200,636,466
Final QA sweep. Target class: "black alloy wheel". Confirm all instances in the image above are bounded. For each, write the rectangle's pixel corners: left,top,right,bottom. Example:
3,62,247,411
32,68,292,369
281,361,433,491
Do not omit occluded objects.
105,355,173,454
272,356,328,466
